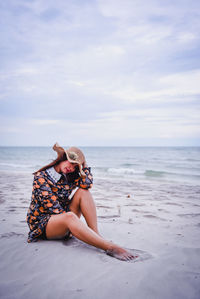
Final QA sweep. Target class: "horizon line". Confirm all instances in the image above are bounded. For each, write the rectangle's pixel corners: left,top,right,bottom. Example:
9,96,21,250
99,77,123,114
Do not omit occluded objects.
0,145,200,148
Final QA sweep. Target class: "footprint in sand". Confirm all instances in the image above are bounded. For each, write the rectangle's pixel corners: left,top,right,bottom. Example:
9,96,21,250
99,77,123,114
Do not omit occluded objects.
98,215,120,219
178,213,200,218
0,199,5,204
143,214,167,221
0,232,25,239
165,202,183,207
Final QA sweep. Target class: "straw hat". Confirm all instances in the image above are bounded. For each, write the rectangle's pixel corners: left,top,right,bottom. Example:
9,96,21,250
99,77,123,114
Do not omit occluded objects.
53,143,86,178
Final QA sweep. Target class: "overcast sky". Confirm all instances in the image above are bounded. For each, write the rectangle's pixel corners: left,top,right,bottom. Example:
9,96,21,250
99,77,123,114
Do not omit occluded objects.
0,0,200,146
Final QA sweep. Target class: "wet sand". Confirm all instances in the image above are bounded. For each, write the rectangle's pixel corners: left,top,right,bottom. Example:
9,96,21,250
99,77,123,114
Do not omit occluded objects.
0,171,200,299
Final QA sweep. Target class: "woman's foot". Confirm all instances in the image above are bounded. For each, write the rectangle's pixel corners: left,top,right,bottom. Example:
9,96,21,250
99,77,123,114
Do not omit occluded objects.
106,246,138,261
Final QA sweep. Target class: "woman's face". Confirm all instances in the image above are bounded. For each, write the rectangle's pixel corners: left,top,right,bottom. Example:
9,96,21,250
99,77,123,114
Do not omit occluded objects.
58,160,78,174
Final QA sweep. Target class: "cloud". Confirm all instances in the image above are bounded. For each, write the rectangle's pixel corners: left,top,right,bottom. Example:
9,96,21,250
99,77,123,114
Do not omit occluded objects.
29,119,59,125
0,0,200,145
101,70,200,105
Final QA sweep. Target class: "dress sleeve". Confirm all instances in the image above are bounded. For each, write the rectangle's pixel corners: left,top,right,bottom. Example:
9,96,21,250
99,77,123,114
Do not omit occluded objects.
75,167,93,189
33,173,66,215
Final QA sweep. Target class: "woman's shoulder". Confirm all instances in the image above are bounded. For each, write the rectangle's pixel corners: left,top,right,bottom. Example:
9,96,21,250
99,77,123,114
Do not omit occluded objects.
33,169,57,187
33,170,48,179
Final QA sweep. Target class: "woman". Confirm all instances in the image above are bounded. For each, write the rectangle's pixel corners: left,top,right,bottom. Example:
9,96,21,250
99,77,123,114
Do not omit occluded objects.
27,143,137,261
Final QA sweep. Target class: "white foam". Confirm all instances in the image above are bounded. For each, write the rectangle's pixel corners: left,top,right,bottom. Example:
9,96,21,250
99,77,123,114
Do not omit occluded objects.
107,167,135,175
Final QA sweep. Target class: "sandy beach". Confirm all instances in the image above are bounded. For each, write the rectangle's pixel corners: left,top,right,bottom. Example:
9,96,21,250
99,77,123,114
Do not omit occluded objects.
0,170,200,299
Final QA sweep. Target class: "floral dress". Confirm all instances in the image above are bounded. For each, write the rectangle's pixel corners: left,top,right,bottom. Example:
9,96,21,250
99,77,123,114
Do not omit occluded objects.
26,167,93,243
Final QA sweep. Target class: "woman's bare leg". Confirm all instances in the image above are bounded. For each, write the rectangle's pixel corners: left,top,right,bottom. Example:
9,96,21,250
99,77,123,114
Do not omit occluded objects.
45,212,136,261
69,189,99,234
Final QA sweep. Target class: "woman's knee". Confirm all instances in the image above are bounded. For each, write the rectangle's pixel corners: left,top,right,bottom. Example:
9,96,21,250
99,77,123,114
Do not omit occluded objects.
64,211,78,223
74,188,90,199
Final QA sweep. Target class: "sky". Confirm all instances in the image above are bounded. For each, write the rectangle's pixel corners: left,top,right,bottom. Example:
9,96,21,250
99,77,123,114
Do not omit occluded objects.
0,0,200,146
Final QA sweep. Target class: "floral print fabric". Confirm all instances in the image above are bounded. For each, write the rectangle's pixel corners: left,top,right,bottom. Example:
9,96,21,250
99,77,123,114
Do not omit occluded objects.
26,167,93,242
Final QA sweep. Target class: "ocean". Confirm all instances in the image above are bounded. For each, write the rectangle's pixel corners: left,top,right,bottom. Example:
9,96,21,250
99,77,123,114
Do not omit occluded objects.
0,146,200,185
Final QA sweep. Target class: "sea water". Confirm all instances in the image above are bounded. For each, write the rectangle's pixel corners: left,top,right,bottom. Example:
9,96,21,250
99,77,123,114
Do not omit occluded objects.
0,146,200,185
